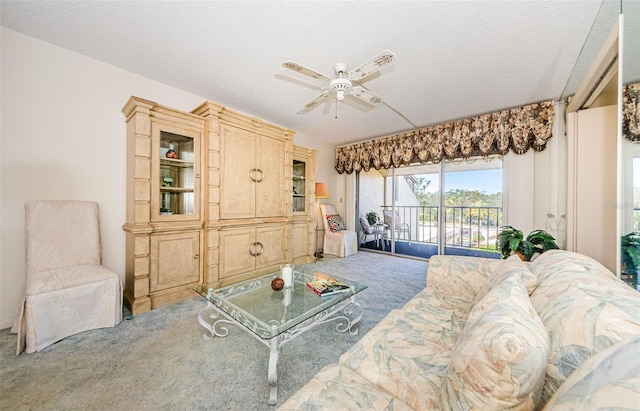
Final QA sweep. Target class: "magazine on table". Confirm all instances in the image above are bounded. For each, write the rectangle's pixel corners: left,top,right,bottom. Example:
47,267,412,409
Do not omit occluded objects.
306,275,351,297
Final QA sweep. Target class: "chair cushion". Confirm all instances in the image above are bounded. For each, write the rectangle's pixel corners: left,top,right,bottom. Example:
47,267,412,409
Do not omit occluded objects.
327,214,346,232
18,265,122,354
26,264,120,295
359,217,374,234
439,275,549,410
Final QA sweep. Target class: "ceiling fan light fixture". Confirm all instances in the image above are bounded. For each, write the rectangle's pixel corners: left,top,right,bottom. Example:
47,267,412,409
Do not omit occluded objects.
330,77,352,102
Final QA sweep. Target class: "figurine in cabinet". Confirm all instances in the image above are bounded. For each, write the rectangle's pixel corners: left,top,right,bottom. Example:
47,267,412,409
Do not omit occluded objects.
166,141,177,159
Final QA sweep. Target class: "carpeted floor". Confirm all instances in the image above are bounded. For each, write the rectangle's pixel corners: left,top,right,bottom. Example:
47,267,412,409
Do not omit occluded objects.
0,252,427,411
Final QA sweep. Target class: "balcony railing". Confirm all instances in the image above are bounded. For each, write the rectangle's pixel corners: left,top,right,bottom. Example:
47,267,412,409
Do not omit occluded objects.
379,205,502,251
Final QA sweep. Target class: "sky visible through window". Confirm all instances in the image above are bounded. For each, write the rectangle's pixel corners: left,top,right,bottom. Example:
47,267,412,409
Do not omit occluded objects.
421,169,502,194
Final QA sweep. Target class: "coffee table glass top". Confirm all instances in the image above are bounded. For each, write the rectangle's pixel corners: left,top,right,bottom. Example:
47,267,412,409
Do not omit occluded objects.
194,269,367,339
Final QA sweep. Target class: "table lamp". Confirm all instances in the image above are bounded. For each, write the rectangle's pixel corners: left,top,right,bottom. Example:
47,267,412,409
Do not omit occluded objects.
314,182,331,258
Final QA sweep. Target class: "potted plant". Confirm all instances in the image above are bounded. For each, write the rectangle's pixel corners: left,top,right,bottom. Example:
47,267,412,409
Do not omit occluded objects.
621,232,640,289
365,211,379,225
496,225,559,261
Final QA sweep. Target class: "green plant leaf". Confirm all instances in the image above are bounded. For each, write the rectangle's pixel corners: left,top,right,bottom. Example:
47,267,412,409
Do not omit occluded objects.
621,231,640,270
496,226,525,259
519,241,535,261
527,229,559,253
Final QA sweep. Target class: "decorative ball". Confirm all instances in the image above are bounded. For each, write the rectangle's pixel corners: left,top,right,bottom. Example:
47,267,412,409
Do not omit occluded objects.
271,277,285,291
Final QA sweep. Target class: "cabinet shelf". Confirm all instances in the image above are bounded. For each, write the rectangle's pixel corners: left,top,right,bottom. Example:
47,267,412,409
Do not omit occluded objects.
293,176,305,181
160,187,194,193
160,158,194,168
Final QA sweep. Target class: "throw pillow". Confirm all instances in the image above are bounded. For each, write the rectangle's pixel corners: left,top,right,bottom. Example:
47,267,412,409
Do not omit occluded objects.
541,335,640,410
326,214,346,232
439,276,549,411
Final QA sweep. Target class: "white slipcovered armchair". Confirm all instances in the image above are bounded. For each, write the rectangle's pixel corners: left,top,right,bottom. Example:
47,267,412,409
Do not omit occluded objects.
319,204,357,257
12,200,123,354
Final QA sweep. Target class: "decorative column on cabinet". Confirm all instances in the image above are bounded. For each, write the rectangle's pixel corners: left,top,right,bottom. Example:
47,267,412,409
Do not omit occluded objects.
291,145,317,265
122,96,205,314
191,101,224,285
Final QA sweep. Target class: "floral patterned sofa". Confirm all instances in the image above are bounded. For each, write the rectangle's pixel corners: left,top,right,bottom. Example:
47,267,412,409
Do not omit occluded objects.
279,250,640,410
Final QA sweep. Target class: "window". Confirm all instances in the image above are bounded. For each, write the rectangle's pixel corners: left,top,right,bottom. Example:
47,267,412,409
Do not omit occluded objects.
357,156,502,259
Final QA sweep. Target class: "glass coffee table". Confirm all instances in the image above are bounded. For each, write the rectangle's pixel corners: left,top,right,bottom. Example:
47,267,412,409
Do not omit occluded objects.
194,268,367,406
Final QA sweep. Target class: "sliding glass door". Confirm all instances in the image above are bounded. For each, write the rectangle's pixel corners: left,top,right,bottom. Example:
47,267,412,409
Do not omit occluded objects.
442,158,502,257
356,156,502,260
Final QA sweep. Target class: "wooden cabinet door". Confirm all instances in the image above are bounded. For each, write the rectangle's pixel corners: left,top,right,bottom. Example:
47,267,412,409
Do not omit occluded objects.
219,227,256,278
291,222,309,261
256,225,284,269
220,125,256,219
150,123,202,222
149,231,201,293
256,135,285,218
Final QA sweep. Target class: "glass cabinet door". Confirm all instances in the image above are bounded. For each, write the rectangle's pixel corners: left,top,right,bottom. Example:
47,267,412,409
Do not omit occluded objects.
152,126,200,221
292,159,306,213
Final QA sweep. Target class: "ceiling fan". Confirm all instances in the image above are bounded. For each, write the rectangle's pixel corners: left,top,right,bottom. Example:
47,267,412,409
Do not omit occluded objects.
282,50,396,113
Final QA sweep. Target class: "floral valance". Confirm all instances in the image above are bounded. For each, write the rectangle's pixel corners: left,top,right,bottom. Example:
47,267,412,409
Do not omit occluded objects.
623,82,640,142
335,100,555,174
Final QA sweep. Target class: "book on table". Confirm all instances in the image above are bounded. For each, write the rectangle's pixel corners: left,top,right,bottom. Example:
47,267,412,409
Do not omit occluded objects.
306,276,351,297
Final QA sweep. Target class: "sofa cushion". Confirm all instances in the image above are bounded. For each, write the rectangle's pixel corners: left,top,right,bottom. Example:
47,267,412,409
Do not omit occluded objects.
277,364,413,410
472,255,537,305
528,250,640,403
542,335,640,410
426,255,505,305
439,276,549,410
339,290,467,410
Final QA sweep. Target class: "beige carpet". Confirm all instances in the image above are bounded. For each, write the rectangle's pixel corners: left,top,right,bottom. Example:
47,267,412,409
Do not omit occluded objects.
0,252,427,410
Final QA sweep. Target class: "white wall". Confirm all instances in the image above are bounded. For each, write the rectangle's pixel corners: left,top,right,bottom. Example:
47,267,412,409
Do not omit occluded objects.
358,169,385,221
502,138,566,243
0,29,336,329
534,102,568,248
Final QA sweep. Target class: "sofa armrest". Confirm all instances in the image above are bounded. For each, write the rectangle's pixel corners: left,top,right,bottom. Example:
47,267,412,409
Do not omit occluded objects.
426,255,504,303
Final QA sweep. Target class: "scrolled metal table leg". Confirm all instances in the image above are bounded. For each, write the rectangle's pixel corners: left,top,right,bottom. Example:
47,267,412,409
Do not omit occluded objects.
334,300,364,335
267,337,280,405
197,302,235,340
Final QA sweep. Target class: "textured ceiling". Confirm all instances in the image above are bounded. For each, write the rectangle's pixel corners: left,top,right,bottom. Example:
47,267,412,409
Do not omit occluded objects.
1,1,608,145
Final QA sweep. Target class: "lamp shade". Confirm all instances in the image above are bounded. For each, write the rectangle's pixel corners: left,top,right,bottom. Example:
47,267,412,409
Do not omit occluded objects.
315,182,331,199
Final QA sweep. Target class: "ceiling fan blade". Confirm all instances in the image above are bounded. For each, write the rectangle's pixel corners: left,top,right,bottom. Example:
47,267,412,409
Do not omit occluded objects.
351,86,384,106
282,61,331,82
348,50,396,81
298,90,334,113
